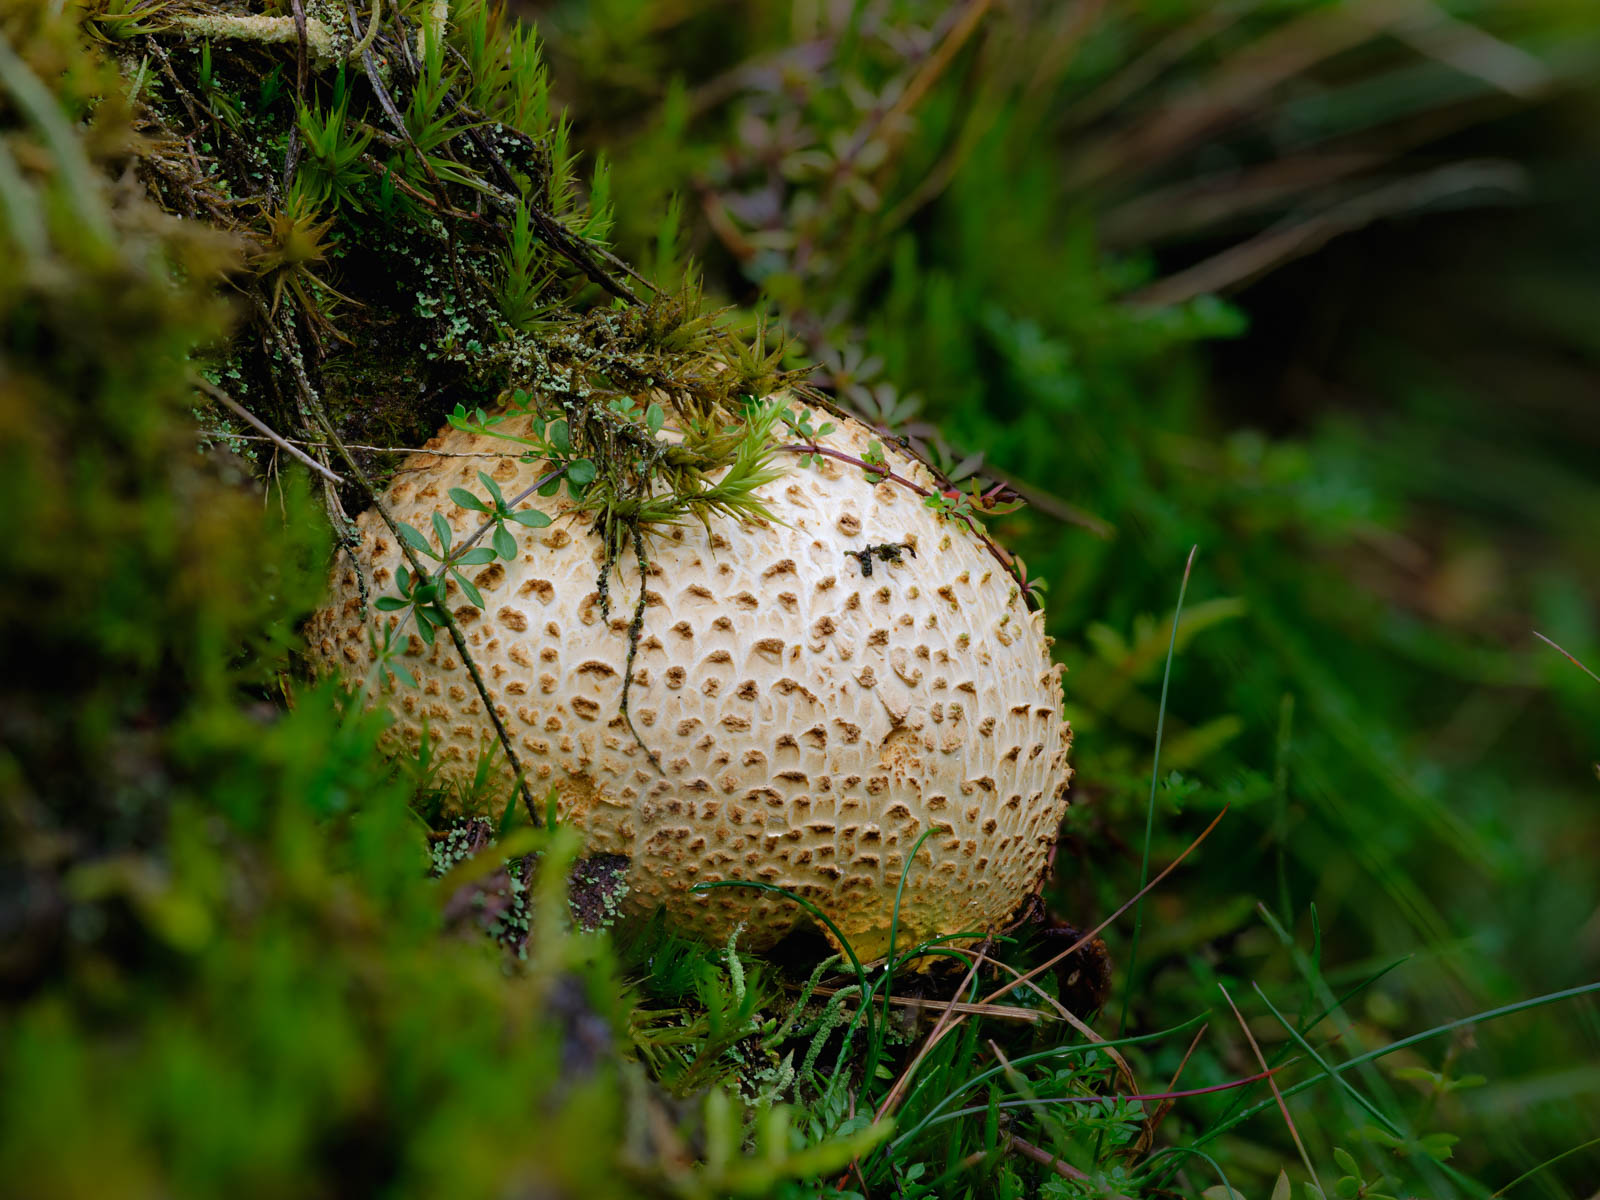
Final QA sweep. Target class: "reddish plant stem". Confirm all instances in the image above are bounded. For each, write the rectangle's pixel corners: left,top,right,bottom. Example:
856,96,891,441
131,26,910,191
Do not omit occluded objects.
777,441,1030,593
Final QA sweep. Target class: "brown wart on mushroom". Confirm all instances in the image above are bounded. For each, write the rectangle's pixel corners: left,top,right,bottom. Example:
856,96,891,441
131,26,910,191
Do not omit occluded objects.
307,396,1072,962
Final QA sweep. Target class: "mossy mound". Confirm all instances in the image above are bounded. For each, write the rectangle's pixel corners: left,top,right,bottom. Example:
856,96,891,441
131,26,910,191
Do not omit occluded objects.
0,4,887,1195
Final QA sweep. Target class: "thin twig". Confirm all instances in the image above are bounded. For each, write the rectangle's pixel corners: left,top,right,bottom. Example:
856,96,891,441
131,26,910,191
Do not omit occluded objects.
876,807,1229,1130
527,203,641,305
1128,160,1525,307
968,952,1138,1097
260,301,543,828
323,412,542,827
345,9,464,291
192,377,343,484
1145,1022,1209,1144
199,429,540,460
807,984,1045,1024
1007,1134,1098,1186
357,152,489,222
966,461,1113,538
873,942,990,1123
876,0,992,147
379,461,568,655
1533,630,1600,685
983,807,1230,1010
424,36,646,303
990,1041,1095,1180
1219,982,1322,1196
779,441,1028,588
282,0,309,192
1374,0,1550,99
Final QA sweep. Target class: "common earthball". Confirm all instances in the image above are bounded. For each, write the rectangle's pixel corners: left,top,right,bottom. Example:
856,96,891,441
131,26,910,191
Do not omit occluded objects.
306,401,1072,961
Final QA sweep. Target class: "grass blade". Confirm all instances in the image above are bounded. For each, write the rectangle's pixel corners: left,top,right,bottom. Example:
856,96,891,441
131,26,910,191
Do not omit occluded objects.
1219,982,1323,1197
1119,544,1197,1037
1492,1134,1600,1197
1191,980,1600,1152
1533,630,1600,685
1252,981,1405,1139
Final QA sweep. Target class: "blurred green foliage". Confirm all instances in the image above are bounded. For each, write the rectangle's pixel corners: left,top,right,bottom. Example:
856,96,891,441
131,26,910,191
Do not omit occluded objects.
0,6,641,1194
0,5,880,1196
540,0,1600,1191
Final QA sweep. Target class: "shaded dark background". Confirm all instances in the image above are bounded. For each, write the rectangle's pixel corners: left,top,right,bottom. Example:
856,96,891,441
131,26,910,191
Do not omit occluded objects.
534,0,1600,1189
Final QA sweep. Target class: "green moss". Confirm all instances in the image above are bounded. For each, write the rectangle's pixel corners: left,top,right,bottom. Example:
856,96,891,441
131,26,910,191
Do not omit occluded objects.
0,5,887,1196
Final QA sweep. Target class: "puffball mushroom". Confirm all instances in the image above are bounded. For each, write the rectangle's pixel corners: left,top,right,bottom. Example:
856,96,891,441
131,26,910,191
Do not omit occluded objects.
306,401,1072,961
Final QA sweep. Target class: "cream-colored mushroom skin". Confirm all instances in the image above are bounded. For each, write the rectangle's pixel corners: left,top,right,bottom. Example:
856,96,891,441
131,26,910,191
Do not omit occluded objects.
306,403,1072,961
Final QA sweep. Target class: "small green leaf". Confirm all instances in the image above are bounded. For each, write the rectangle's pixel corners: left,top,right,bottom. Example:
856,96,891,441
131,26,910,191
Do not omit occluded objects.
397,522,433,556
452,570,485,609
492,523,517,562
548,419,570,453
449,487,489,512
396,565,412,592
567,458,596,486
374,595,410,612
1393,1067,1439,1085
1417,1132,1458,1161
509,509,551,528
495,777,522,836
477,470,506,508
646,402,664,434
430,510,453,552
537,476,562,497
389,662,418,688
454,547,496,565
1359,1125,1404,1150
1332,1148,1359,1176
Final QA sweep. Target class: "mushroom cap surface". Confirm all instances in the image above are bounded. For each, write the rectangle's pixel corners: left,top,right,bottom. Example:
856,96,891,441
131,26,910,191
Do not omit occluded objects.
306,404,1072,961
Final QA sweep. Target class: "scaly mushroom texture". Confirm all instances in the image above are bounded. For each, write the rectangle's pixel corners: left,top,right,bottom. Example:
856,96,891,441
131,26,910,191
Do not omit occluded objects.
307,403,1072,961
